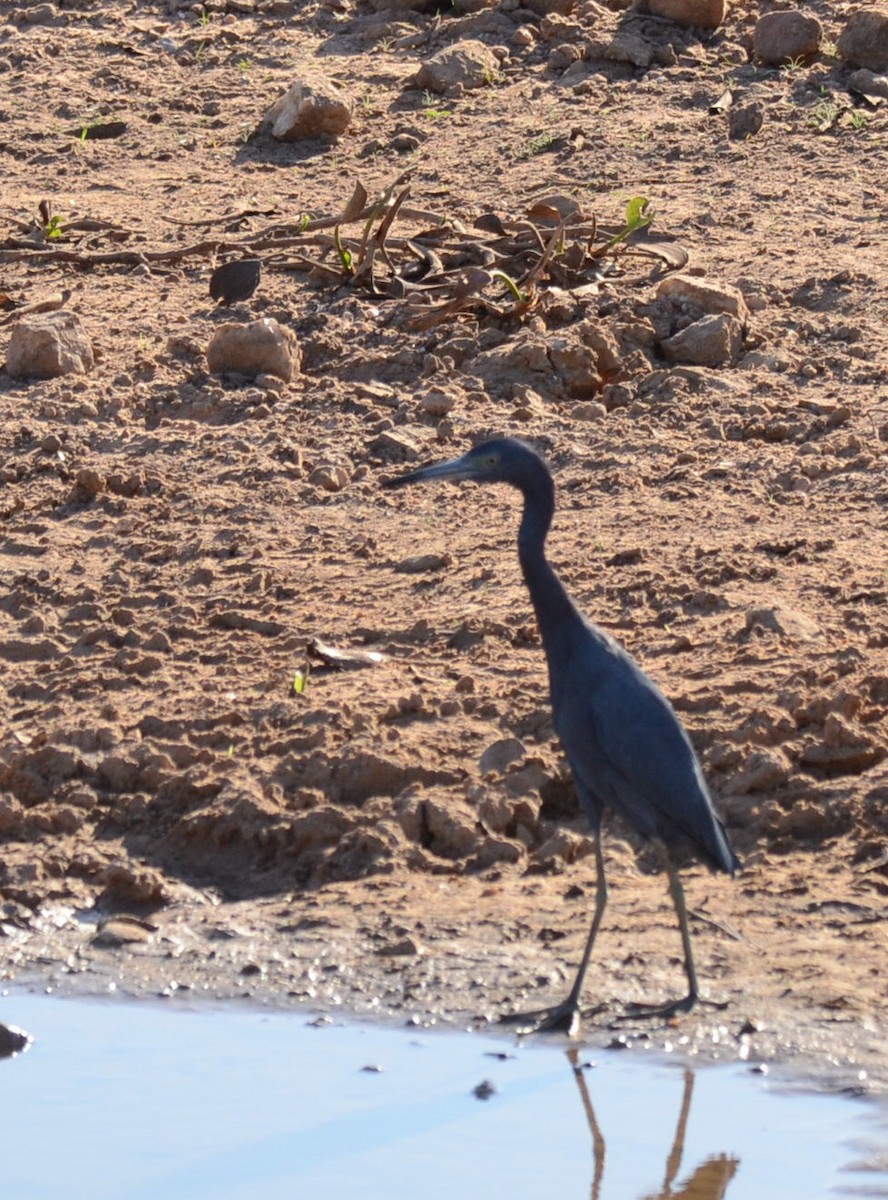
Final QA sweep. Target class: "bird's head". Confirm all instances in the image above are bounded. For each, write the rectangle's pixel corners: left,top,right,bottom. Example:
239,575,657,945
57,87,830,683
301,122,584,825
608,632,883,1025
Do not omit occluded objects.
383,437,547,492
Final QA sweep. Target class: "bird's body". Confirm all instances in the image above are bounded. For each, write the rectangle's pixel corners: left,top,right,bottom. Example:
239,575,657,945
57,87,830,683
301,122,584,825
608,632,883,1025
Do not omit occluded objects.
209,257,262,307
385,437,739,1032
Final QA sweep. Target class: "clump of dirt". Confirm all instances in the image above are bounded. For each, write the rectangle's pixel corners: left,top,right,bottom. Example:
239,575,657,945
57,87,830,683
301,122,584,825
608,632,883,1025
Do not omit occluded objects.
0,0,887,1089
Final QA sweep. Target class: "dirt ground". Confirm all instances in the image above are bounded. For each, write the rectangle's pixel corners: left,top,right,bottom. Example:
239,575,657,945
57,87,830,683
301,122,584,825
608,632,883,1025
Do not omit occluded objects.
0,0,886,1091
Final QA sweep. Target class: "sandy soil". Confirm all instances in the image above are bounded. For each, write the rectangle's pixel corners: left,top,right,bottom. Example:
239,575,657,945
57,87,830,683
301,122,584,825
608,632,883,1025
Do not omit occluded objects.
0,0,886,1091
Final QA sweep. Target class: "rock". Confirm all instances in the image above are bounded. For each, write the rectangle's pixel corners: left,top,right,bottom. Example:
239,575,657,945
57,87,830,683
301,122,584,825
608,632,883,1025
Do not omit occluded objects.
752,10,822,64
91,917,155,948
473,837,525,867
587,31,654,68
422,799,479,858
264,80,352,141
534,828,596,864
374,935,422,955
309,464,350,492
206,319,300,382
68,468,104,504
413,41,501,94
660,313,743,367
837,8,888,72
5,311,94,379
647,0,725,29
723,749,790,796
657,275,749,321
729,101,764,140
548,43,582,72
745,604,820,639
572,400,607,421
847,68,888,101
418,387,457,416
549,340,601,396
23,3,57,23
371,429,421,460
479,737,526,775
393,553,450,573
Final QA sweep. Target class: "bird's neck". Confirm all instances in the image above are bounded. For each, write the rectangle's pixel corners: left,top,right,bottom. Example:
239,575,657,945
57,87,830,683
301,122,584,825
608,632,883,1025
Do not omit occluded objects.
517,473,579,645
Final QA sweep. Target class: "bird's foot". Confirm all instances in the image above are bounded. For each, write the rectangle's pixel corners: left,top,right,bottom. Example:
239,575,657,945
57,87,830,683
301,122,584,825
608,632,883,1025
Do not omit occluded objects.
617,992,729,1022
499,999,607,1037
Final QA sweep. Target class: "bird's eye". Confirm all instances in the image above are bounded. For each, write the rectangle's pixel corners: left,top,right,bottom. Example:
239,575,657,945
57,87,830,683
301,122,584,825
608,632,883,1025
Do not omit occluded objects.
485,454,498,466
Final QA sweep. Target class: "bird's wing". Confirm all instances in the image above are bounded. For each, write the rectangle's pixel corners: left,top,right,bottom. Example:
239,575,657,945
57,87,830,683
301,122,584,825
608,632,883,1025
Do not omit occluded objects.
554,631,734,870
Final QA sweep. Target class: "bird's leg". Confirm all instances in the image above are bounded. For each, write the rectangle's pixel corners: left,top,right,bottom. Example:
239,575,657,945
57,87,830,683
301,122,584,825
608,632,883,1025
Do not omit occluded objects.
500,833,608,1036
620,840,727,1020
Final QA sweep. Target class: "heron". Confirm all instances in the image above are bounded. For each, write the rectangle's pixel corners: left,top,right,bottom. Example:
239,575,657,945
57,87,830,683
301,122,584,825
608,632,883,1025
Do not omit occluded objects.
383,437,739,1034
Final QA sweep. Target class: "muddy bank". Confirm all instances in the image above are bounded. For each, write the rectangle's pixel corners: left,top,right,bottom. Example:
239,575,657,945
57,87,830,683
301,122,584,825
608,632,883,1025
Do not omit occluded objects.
1,0,887,1093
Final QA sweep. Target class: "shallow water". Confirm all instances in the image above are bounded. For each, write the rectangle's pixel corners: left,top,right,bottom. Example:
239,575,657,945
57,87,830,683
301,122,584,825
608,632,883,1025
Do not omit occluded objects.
1,992,886,1200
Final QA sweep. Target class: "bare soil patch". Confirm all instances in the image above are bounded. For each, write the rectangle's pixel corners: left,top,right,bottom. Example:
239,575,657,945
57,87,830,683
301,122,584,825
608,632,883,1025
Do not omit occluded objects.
1,0,886,1090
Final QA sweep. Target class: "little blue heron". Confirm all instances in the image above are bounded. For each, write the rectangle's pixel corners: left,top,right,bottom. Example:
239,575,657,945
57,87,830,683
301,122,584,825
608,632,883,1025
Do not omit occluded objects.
384,437,739,1034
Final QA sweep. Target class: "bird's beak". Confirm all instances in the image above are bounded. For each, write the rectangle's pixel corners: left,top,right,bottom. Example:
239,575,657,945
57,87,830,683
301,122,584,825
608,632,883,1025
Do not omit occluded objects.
382,453,474,489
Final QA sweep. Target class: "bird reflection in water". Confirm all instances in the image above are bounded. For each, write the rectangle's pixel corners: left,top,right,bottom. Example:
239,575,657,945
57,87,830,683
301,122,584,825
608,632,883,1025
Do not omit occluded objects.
567,1049,739,1200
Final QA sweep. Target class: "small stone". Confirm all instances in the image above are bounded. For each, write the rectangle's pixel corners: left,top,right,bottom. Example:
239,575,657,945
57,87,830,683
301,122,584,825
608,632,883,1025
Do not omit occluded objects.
512,25,537,46
661,313,743,367
548,42,582,71
745,604,820,639
729,102,764,140
372,430,421,460
723,750,790,796
647,0,725,29
479,737,526,775
374,936,421,956
847,68,888,101
5,311,94,379
572,400,607,421
419,388,457,416
91,918,154,948
413,40,501,94
264,79,352,140
657,275,749,321
68,468,104,503
23,3,56,23
309,464,350,492
393,553,450,573
206,319,300,382
752,10,822,65
837,8,888,72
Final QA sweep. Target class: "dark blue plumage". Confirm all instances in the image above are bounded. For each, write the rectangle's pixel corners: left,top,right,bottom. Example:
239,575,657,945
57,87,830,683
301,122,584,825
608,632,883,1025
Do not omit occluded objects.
384,437,739,1032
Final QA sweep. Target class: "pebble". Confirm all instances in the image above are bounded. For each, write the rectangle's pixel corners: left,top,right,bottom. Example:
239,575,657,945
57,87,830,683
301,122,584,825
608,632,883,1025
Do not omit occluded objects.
479,737,526,776
657,275,749,320
729,102,764,140
413,41,501,94
264,79,352,140
661,313,743,368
